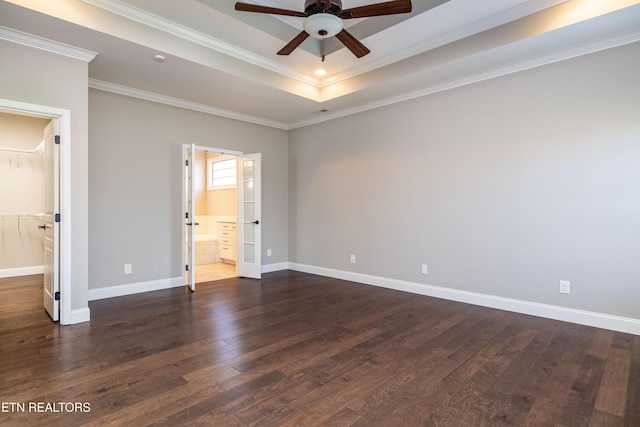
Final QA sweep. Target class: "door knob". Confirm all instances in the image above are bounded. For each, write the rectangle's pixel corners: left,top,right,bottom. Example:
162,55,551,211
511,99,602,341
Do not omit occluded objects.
253,220,259,225
38,224,48,230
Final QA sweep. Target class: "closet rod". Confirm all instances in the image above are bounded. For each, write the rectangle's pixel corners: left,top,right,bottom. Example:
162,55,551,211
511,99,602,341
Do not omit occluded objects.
0,213,45,217
0,141,45,156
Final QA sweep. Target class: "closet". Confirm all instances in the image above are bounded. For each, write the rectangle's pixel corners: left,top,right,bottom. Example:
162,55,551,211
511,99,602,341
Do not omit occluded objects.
0,111,48,279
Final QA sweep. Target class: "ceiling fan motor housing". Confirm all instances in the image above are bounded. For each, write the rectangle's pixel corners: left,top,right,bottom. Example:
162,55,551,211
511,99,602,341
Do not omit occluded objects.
304,0,343,15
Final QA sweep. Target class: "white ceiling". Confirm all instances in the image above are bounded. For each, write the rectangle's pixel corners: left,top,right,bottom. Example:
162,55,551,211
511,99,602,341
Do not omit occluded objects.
1,0,639,129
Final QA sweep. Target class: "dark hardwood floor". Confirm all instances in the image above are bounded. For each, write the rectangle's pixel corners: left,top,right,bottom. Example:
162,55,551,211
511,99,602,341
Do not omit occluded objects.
1,271,638,426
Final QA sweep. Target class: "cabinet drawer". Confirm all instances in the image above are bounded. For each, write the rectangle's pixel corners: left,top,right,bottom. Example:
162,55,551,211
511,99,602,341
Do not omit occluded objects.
220,238,233,246
220,223,236,230
220,245,234,260
220,230,234,239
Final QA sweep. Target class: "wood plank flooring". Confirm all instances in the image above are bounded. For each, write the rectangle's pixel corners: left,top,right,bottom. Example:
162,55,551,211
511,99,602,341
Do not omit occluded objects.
1,271,638,426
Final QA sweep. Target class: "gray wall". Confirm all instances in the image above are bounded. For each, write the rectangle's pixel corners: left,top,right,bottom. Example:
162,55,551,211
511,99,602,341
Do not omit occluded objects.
0,39,90,312
88,90,288,289
289,42,640,320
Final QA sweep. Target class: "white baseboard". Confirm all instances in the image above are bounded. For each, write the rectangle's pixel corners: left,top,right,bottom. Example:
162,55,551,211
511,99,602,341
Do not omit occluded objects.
69,307,91,324
288,262,640,336
88,276,184,301
0,265,44,279
262,262,289,274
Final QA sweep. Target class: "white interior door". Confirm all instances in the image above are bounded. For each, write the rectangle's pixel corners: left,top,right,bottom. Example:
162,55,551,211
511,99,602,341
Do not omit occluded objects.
43,119,59,321
236,153,261,279
185,143,196,291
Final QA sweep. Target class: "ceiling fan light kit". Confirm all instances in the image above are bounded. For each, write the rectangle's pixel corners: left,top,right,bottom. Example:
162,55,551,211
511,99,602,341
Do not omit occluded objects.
304,13,343,39
234,0,412,59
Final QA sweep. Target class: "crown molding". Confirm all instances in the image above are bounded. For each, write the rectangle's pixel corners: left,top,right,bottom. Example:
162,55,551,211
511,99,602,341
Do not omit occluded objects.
88,25,639,131
80,0,320,87
291,28,640,129
89,79,289,130
81,0,566,90
320,0,568,88
0,25,97,62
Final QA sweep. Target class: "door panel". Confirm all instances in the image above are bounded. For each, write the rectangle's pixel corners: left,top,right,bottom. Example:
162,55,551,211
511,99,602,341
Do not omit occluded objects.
237,153,261,279
185,144,196,291
43,119,59,321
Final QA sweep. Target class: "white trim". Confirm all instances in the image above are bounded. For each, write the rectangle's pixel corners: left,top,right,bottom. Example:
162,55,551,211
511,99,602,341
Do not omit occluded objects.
70,307,91,324
320,0,568,88
261,262,288,274
79,0,564,88
0,26,97,62
59,112,73,325
290,28,640,129
288,263,640,336
88,277,184,301
89,79,289,130
0,99,74,325
80,0,318,87
0,266,44,279
207,155,237,191
89,25,640,132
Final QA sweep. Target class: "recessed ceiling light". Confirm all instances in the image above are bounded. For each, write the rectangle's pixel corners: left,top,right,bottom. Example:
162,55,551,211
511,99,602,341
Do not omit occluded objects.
153,54,166,62
314,69,327,76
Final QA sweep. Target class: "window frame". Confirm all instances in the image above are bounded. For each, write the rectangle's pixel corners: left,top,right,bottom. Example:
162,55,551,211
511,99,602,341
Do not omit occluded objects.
207,155,237,191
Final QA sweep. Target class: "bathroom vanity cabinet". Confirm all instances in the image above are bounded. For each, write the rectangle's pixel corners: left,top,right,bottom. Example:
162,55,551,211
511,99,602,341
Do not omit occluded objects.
218,221,236,263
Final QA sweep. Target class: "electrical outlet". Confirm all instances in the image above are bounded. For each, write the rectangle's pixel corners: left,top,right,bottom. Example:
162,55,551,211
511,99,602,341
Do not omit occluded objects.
124,264,132,275
350,254,356,264
559,280,570,294
267,249,272,257
421,264,428,275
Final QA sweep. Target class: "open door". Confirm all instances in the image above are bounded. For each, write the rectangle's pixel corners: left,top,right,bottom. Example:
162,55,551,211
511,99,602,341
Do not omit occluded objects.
43,119,59,321
236,153,261,279
185,143,196,291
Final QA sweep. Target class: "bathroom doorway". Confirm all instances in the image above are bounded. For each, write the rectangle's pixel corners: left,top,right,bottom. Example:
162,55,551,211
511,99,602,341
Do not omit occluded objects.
183,144,262,291
194,150,238,283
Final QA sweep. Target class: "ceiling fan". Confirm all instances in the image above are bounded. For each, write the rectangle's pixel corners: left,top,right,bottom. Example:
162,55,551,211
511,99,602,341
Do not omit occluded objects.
234,0,412,60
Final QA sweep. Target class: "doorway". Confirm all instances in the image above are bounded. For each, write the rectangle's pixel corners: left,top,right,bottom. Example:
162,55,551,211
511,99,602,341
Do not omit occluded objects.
0,111,47,282
183,144,262,291
192,150,238,283
0,99,71,324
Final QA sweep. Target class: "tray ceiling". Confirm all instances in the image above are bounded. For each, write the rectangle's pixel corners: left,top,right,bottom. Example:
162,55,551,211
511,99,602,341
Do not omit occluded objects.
1,0,639,129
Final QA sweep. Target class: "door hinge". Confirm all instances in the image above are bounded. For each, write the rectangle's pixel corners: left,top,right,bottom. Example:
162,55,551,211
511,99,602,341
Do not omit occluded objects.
55,135,60,145
54,291,60,301
186,265,189,271
185,160,189,166
185,212,189,219
55,213,60,223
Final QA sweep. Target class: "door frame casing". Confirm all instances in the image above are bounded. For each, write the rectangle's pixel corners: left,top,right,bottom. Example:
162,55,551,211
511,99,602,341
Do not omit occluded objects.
0,99,72,325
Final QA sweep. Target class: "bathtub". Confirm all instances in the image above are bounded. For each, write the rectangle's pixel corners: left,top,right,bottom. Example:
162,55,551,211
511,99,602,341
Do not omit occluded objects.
193,234,220,265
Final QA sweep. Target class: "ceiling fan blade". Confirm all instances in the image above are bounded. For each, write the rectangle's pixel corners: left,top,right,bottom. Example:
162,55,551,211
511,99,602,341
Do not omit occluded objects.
277,31,310,55
235,2,307,17
339,0,412,19
335,29,370,58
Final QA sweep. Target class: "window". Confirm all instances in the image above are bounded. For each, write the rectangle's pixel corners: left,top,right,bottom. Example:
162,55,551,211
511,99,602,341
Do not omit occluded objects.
207,156,237,190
